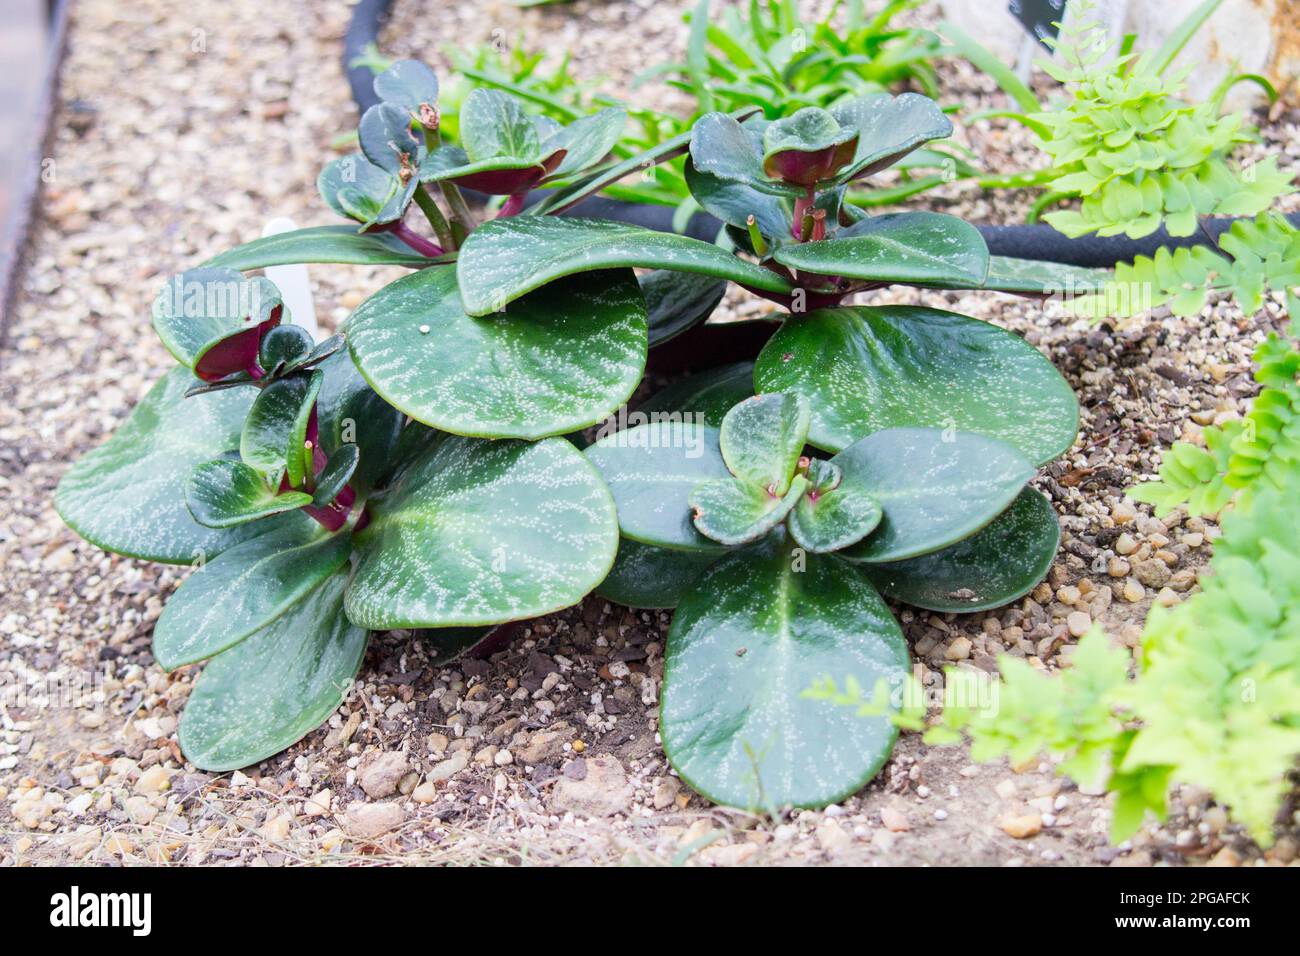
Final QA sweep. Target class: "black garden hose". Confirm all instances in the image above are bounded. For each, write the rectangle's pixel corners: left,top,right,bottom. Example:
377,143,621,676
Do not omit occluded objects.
343,1,1300,266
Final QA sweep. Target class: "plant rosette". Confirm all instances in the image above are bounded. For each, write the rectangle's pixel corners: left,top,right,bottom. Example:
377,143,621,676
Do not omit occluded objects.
58,58,1086,797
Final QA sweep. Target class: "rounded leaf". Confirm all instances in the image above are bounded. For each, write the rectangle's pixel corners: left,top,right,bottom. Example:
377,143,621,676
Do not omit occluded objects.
348,265,646,440
584,421,731,552
152,269,283,381
597,537,720,609
640,269,726,347
178,567,367,772
240,370,323,487
373,59,440,120
55,368,286,564
639,362,755,429
690,475,807,546
346,436,618,629
719,393,810,494
864,487,1060,612
834,428,1035,564
755,305,1078,465
788,458,882,553
258,324,315,375
662,536,909,810
187,458,312,528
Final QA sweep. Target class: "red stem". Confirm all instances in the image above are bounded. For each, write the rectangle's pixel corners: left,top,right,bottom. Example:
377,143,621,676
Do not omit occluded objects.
497,193,526,218
391,221,444,257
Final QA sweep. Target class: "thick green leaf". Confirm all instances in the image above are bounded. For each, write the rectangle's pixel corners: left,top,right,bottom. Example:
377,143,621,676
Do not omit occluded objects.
754,305,1078,465
864,487,1060,612
178,567,367,772
359,102,426,178
544,107,626,179
240,371,323,487
788,458,882,553
455,217,794,316
833,428,1034,563
312,444,359,507
317,153,406,227
688,111,800,197
829,93,952,183
597,537,720,609
584,422,731,552
761,108,858,186
348,265,646,440
661,536,909,810
690,475,808,545
640,269,727,347
971,255,1111,295
373,59,440,119
684,159,790,237
461,89,541,163
151,268,281,378
203,226,439,271
55,368,285,564
719,393,810,494
776,212,989,286
314,350,404,493
153,516,352,670
187,458,312,528
258,325,315,375
347,436,617,628
639,363,755,428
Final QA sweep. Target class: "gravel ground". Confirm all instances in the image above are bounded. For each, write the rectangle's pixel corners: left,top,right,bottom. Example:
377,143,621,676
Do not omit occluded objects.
2,0,1299,867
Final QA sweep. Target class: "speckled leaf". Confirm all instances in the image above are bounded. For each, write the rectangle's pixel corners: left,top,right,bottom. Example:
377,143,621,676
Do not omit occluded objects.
684,159,790,237
314,350,404,493
359,102,426,178
312,444,359,507
754,305,1078,465
639,363,755,428
719,393,810,494
187,458,312,528
584,422,731,551
597,537,720,609
373,59,440,119
776,212,988,286
661,535,909,810
864,487,1060,612
829,93,952,183
543,107,626,179
455,217,793,316
258,325,315,375
153,516,352,670
317,153,407,227
970,256,1111,294
788,459,882,553
55,368,286,564
690,475,807,546
640,269,726,347
240,371,323,487
348,266,646,440
833,428,1034,563
688,111,800,197
761,108,858,186
151,268,282,380
346,436,617,629
203,227,438,271
460,89,541,163
178,567,367,772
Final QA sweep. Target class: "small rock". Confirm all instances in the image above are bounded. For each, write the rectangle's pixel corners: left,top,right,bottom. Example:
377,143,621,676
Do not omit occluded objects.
1134,558,1171,589
1107,557,1130,578
518,730,566,765
816,820,852,855
343,802,404,840
1066,611,1092,638
1115,532,1138,555
945,637,972,661
135,765,172,795
1123,579,1145,603
880,807,909,832
494,749,514,766
1207,846,1241,867
303,789,332,817
999,813,1043,839
653,776,681,810
123,795,157,826
426,732,449,756
426,749,470,782
66,793,93,817
549,754,632,818
411,780,437,804
357,751,408,799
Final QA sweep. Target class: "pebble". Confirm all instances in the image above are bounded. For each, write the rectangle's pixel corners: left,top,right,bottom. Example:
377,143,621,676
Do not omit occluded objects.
343,802,404,840
517,730,565,765
999,813,1043,839
357,750,408,799
1066,611,1092,637
1115,532,1138,555
411,780,437,804
135,765,172,794
1123,580,1146,603
549,755,632,818
816,820,852,855
426,749,470,782
1134,558,1172,588
303,789,332,817
880,807,909,832
652,776,681,810
945,636,972,660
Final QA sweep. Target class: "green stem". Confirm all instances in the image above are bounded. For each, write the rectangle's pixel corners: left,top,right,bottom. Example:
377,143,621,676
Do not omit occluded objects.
413,185,455,251
423,126,475,239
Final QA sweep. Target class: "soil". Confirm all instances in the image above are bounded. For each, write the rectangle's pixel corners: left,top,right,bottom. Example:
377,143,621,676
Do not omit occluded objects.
1,0,1298,867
